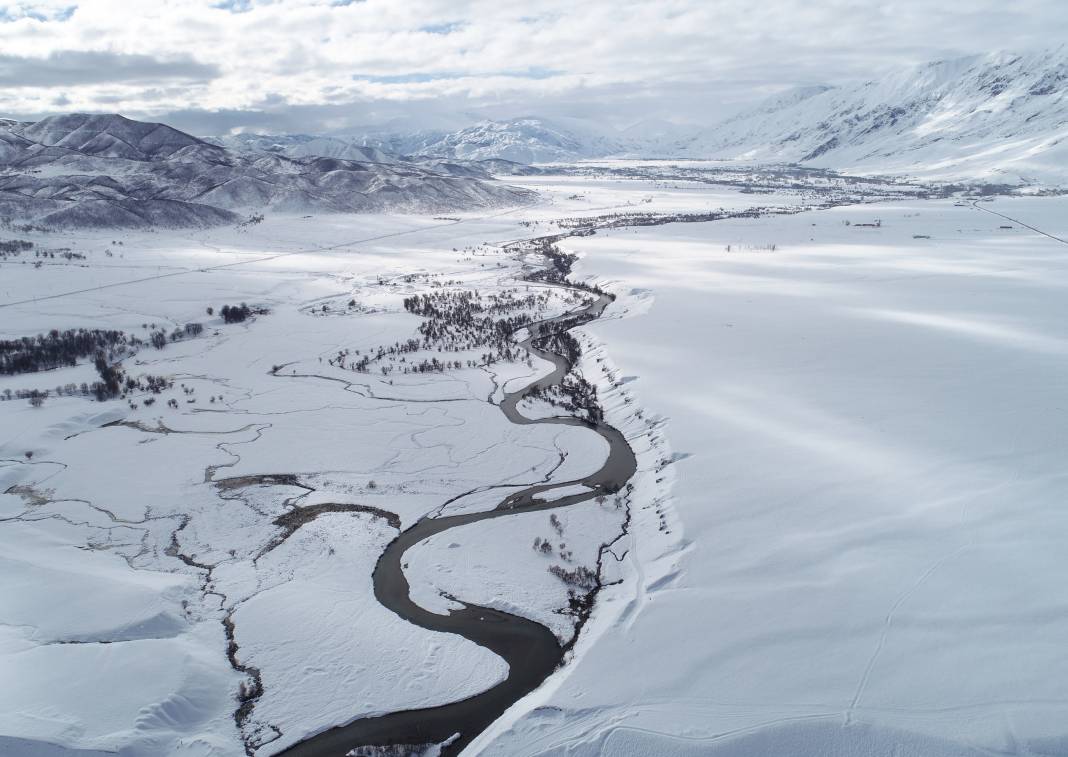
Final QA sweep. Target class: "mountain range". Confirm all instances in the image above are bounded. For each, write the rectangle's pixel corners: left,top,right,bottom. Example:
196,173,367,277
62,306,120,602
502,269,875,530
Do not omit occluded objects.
677,48,1068,185
2,49,1064,230
0,114,534,229
282,49,1065,186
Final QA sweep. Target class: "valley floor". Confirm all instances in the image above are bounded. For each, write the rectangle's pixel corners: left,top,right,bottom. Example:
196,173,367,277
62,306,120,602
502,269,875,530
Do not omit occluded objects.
2,170,1067,756
477,191,1068,756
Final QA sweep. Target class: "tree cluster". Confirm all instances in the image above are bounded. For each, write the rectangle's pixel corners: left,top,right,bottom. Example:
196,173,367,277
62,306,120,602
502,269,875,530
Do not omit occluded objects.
220,303,252,323
0,329,127,375
548,564,598,590
516,237,578,285
344,288,556,377
6,365,172,406
527,372,602,424
0,239,33,258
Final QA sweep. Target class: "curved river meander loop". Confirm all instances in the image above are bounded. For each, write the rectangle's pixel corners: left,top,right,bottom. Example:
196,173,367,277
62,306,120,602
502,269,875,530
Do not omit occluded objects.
280,286,638,757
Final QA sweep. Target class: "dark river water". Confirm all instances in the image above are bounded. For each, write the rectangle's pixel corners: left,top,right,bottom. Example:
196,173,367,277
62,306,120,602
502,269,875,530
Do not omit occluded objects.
279,290,637,757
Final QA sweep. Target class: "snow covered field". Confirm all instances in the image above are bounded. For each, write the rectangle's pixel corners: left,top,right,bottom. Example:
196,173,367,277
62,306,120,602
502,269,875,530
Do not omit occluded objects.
477,194,1068,755
0,208,620,755
3,171,1067,757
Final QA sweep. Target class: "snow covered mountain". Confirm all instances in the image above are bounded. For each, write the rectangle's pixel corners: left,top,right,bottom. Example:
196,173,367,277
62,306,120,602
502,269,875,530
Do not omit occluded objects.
210,132,400,164
283,117,631,164
5,47,1063,230
394,117,627,163
16,113,219,161
208,132,542,177
677,49,1068,185
0,114,534,229
320,48,1068,185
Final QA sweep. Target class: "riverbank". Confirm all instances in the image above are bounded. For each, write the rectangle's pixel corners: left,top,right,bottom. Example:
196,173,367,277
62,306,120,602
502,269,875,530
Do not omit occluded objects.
477,194,1068,756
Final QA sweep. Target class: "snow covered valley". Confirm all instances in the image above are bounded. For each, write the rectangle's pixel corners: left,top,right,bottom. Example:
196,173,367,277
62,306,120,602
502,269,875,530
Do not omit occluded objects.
2,169,1067,757
478,188,1068,756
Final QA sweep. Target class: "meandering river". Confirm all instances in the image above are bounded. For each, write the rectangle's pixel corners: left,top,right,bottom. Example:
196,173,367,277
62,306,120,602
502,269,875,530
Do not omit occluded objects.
280,288,637,756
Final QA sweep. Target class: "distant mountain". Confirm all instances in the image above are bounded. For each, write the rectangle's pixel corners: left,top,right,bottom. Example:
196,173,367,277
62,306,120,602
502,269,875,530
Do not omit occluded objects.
675,49,1068,185
5,47,1062,230
210,117,692,166
18,113,218,161
315,49,1068,186
210,132,399,164
0,114,534,229
405,156,544,178
616,119,701,155
346,116,698,164
390,117,625,163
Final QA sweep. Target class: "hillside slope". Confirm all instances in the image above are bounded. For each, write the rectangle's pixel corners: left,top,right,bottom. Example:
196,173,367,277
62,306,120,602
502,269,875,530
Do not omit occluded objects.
678,49,1068,185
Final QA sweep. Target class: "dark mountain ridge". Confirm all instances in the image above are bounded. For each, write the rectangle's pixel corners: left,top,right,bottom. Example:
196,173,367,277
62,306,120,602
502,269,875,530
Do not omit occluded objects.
0,114,534,229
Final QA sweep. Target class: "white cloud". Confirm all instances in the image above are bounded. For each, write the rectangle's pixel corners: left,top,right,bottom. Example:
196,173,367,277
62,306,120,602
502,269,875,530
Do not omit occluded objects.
0,0,1065,132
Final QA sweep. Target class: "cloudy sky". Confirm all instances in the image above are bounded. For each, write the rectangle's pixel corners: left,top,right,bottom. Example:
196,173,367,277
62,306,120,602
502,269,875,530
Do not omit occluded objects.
0,0,1064,135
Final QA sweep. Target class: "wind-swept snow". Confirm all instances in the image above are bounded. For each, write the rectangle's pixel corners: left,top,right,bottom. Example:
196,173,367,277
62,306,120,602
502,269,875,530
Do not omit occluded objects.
476,191,1068,756
3,162,1067,757
0,210,603,754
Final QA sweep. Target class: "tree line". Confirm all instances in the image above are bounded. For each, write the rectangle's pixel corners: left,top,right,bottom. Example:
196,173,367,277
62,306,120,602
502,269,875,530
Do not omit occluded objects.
0,329,127,375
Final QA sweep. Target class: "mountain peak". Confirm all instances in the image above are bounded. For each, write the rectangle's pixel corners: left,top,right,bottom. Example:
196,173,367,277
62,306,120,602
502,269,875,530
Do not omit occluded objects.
17,112,213,161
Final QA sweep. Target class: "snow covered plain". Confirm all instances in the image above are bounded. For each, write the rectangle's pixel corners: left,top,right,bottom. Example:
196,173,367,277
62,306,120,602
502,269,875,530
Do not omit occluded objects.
0,208,623,756
3,168,1067,757
476,190,1068,756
